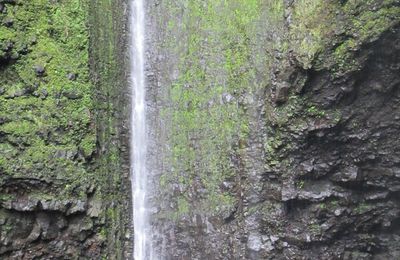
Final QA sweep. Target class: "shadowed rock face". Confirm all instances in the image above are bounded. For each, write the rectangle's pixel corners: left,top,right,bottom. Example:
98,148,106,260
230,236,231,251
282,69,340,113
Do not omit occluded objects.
0,170,111,257
273,27,400,260
0,178,103,259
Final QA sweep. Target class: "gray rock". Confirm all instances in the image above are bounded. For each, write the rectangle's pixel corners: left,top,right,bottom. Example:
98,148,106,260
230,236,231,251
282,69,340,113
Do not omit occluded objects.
62,90,83,99
40,199,67,212
331,166,359,182
275,82,290,104
366,191,389,200
40,88,48,99
34,65,45,76
67,200,87,215
3,18,13,27
55,216,67,230
9,198,39,211
88,200,102,218
26,223,41,242
247,233,262,252
67,73,78,81
298,182,335,202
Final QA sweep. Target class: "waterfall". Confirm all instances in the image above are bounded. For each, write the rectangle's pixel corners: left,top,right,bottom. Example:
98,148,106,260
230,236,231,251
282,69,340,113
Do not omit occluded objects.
130,0,150,259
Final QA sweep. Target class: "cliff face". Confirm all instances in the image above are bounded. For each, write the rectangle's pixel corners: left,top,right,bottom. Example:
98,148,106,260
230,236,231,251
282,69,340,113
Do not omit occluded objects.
147,0,400,259
267,5,400,258
0,0,399,259
0,0,129,258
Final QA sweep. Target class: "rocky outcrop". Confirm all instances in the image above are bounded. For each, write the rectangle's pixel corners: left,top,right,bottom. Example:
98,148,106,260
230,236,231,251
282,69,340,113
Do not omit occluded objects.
0,178,104,258
266,26,400,260
262,2,400,258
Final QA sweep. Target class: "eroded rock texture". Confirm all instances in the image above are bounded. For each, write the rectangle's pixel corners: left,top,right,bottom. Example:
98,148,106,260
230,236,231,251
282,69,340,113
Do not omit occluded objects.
272,26,400,260
0,178,104,258
263,3,400,258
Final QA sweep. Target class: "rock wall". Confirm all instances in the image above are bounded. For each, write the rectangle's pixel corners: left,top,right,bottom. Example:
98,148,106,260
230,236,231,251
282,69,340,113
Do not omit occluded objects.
0,0,130,258
0,0,399,259
265,2,400,258
147,0,400,259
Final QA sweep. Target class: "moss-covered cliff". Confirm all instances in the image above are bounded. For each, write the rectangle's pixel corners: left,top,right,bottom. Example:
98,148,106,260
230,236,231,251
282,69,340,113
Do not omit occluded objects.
1,0,399,259
0,0,129,258
148,0,400,259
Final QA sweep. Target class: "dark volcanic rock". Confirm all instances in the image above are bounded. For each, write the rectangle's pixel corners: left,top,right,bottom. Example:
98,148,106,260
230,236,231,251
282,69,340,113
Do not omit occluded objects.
34,65,45,77
2,18,13,27
266,26,400,260
62,90,83,99
274,82,290,104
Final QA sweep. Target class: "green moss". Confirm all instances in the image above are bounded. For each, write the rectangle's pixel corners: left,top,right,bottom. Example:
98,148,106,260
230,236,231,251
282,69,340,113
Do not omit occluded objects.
287,0,399,72
80,134,96,158
328,200,339,209
176,197,189,216
307,105,326,118
297,180,305,189
0,193,14,202
0,0,127,257
99,227,107,240
289,0,339,68
355,202,372,214
157,0,279,218
0,0,94,181
353,7,399,41
333,3,400,72
309,223,321,233
1,120,37,136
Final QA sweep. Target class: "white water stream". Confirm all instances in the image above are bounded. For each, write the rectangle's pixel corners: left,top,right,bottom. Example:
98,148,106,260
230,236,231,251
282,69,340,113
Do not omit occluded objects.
130,0,150,259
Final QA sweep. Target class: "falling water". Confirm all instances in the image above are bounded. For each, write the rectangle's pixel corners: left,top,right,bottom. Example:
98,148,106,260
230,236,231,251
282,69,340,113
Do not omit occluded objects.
130,0,150,259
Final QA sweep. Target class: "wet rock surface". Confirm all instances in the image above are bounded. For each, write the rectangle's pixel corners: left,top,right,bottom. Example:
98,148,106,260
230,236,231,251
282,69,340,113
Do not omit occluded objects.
147,1,400,259
1,0,399,259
